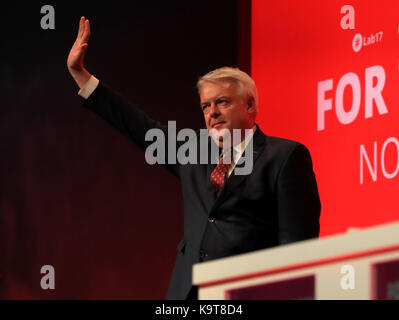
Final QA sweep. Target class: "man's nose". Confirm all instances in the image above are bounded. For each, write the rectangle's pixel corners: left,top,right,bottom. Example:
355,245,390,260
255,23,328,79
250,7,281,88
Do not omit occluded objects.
209,103,220,117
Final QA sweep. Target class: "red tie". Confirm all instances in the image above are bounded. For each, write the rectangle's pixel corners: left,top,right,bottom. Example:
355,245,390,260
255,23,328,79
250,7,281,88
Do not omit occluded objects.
210,148,233,196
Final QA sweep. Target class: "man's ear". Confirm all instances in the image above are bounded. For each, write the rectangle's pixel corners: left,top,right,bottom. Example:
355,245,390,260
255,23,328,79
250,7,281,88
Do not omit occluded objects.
247,97,255,110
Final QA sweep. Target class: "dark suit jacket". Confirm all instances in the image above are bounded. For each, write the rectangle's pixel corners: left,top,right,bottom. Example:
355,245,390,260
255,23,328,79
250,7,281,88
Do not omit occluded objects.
82,82,321,300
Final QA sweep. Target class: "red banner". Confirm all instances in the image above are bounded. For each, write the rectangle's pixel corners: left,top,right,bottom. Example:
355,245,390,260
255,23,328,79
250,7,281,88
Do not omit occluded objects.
252,0,399,236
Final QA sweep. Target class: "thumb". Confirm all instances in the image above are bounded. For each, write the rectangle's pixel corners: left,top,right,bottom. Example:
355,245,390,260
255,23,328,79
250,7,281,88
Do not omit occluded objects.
81,43,88,53
79,43,88,61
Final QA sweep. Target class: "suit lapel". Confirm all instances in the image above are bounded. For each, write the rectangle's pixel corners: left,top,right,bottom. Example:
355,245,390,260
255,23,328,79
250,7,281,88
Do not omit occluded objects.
208,124,266,215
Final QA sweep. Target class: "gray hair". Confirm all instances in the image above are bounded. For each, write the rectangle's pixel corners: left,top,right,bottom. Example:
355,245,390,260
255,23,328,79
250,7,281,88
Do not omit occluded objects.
196,67,259,113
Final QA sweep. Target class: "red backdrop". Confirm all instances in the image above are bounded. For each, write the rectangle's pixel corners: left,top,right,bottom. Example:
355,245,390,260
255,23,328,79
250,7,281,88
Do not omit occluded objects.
252,0,399,236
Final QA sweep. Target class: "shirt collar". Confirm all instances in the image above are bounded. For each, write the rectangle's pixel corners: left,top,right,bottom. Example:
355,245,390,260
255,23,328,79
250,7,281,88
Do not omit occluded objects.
233,125,256,158
220,125,257,162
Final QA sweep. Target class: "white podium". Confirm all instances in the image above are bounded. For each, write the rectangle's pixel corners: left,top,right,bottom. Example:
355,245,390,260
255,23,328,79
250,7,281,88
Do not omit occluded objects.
193,221,399,300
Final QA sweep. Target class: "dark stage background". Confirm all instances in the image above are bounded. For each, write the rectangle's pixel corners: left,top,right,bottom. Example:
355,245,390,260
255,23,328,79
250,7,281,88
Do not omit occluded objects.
0,1,248,299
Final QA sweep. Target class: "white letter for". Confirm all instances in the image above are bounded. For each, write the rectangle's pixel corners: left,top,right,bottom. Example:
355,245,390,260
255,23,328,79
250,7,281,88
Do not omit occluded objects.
40,5,55,30
340,264,355,290
381,137,399,179
360,142,377,184
340,5,355,30
317,79,333,131
365,65,388,119
335,72,361,125
40,265,55,290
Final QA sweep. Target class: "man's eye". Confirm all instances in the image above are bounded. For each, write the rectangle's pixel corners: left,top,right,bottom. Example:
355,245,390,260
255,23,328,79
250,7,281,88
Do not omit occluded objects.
201,105,209,110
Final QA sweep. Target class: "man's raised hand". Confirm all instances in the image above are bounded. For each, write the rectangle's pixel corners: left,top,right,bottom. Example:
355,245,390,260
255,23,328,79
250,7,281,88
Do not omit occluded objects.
67,17,92,89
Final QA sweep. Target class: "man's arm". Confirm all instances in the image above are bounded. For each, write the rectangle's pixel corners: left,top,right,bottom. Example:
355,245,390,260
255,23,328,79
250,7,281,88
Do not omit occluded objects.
66,17,181,177
276,143,321,244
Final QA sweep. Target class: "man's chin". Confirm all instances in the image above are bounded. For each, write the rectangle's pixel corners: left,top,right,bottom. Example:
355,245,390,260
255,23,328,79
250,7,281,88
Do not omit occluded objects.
212,123,226,130
208,127,232,147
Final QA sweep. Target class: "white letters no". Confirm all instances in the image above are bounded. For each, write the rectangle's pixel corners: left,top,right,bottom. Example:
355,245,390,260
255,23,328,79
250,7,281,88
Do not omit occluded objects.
360,137,399,184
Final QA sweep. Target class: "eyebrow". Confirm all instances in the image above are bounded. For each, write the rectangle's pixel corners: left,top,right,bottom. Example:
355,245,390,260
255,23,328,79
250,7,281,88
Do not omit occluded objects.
215,96,230,101
200,96,230,105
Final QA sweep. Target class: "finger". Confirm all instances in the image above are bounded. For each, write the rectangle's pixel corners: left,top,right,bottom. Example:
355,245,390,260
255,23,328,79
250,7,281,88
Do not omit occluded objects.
81,19,91,43
77,16,85,40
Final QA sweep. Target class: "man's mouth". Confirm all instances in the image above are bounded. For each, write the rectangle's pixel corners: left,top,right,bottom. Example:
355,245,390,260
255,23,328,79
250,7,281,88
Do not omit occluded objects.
212,121,225,128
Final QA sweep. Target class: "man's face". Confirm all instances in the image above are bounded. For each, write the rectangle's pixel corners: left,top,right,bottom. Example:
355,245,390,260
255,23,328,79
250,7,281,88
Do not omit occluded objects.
200,80,255,146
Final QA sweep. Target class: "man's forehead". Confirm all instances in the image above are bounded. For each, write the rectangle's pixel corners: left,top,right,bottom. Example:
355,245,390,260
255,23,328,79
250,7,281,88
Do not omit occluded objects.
200,81,237,100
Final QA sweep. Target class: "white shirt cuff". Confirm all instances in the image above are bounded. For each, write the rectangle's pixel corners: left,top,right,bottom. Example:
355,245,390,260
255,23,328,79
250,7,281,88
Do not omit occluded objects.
78,76,100,99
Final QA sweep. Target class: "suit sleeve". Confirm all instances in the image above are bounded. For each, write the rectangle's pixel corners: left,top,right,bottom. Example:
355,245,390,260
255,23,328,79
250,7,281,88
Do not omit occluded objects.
276,143,321,244
82,81,181,178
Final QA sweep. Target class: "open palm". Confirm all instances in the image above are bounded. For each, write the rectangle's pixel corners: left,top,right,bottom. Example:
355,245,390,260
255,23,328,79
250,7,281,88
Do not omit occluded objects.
67,17,91,72
67,17,92,88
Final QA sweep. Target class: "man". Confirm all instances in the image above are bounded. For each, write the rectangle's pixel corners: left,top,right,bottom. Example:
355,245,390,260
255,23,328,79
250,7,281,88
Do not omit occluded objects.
67,17,321,300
